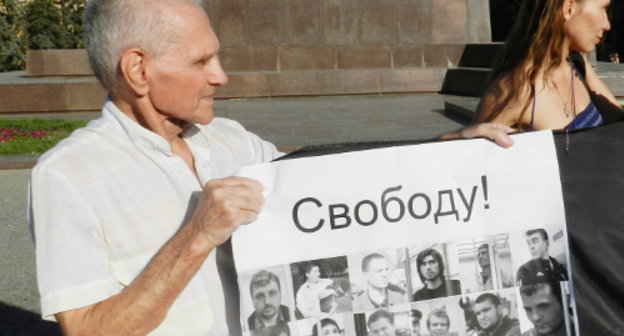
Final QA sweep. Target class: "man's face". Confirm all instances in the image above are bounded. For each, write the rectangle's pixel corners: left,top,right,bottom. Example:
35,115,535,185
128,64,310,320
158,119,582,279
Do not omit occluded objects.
307,266,321,283
369,317,395,336
521,288,565,335
420,255,440,282
320,324,341,336
474,300,502,331
477,247,490,268
526,233,549,259
147,3,228,128
251,280,281,320
411,317,421,336
427,316,449,336
365,257,390,290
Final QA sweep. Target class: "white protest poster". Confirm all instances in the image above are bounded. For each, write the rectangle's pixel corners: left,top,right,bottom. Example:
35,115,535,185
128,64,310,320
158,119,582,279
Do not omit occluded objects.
233,131,577,336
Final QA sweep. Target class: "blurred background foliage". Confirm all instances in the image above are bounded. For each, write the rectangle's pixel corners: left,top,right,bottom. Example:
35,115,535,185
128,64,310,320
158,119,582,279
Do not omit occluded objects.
0,0,85,72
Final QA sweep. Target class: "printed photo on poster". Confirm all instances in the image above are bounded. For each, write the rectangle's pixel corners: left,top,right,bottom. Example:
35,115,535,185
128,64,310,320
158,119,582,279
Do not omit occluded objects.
240,265,295,333
408,243,462,302
457,234,515,294
348,249,409,313
291,257,352,319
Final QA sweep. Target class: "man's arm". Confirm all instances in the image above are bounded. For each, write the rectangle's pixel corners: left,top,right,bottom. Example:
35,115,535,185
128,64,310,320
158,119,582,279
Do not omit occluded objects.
56,177,264,336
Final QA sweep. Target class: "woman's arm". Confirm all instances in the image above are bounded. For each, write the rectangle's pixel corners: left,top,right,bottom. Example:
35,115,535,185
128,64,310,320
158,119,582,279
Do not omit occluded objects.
581,54,619,105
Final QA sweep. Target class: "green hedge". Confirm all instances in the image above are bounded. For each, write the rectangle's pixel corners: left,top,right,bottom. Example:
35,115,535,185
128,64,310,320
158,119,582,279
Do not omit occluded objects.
0,0,85,72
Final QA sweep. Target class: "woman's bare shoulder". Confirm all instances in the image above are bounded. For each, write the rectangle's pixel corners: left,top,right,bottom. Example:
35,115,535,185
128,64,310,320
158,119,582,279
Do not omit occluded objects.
475,71,532,126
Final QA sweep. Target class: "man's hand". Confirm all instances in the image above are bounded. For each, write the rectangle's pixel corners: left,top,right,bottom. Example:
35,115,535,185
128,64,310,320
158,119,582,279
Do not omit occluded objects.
438,123,515,148
191,176,265,248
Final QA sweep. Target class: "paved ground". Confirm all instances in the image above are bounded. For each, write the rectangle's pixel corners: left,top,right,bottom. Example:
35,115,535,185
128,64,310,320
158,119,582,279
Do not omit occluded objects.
0,93,465,334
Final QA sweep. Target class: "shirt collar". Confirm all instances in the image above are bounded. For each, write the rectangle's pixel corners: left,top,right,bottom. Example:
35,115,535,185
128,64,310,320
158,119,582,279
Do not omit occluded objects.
252,307,287,328
101,99,201,154
367,289,389,308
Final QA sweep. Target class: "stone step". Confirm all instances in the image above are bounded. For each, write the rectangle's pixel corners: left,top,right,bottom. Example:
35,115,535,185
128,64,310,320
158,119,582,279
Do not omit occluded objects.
440,67,491,97
0,71,106,114
0,68,447,114
441,95,480,123
438,62,624,100
458,43,503,68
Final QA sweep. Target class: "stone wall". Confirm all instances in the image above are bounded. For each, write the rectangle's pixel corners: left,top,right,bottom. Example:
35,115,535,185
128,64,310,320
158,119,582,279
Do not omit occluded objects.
204,0,492,97
0,0,493,114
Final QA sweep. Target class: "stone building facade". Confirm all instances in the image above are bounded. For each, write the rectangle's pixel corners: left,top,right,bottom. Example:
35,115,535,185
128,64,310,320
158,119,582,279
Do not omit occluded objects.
204,0,491,97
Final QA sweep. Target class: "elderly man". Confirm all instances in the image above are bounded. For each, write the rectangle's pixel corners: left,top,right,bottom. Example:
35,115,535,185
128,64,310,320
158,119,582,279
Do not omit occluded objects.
28,0,513,335
473,293,520,336
29,0,278,335
247,270,291,331
516,229,568,286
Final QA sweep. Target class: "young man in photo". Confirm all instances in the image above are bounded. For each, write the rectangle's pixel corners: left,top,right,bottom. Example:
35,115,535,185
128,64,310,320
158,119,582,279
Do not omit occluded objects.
248,270,291,330
473,293,520,336
412,248,461,301
466,244,513,293
516,229,568,286
519,282,568,336
427,308,451,336
352,253,407,311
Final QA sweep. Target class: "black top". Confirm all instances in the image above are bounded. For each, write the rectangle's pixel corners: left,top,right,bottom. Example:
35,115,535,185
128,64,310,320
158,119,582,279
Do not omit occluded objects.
412,279,461,301
516,256,568,286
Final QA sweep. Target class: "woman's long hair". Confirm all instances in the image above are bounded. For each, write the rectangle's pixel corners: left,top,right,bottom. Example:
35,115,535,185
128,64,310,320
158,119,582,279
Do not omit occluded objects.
477,0,569,126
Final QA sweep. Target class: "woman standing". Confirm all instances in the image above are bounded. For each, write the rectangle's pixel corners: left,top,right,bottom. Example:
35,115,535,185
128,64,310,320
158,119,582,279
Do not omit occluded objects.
474,0,622,130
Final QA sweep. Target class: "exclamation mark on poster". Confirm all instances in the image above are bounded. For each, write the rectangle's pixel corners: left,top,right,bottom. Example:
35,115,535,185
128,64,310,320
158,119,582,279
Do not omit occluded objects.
482,175,489,209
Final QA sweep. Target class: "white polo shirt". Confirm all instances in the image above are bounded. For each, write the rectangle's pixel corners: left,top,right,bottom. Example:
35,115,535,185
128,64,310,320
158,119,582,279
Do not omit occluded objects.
29,100,281,335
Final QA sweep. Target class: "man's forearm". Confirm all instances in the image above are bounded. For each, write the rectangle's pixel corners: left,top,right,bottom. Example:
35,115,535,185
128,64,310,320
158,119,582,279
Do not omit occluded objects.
56,177,264,335
57,219,215,336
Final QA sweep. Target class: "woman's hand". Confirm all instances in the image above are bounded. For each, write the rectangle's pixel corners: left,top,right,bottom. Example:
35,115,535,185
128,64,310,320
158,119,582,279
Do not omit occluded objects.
437,123,515,148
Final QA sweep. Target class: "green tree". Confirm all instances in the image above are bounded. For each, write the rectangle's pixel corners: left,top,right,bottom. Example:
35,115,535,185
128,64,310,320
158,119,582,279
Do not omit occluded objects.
0,0,25,71
57,0,85,48
24,0,70,50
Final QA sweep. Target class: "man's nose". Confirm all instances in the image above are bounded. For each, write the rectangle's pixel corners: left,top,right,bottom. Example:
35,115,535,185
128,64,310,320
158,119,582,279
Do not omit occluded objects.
207,56,228,86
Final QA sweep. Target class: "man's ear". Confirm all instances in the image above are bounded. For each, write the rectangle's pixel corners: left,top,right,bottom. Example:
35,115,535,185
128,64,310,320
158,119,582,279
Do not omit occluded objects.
562,0,576,21
119,48,150,96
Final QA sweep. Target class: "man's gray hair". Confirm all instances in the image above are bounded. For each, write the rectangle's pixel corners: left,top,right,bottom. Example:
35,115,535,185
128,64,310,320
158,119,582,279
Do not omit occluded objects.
83,0,203,94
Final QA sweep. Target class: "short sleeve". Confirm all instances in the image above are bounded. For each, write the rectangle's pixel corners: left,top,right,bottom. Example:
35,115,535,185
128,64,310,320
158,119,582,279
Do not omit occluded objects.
29,165,123,320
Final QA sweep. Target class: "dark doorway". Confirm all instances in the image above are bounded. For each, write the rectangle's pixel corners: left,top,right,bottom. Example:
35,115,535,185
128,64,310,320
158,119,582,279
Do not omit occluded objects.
489,0,522,42
597,0,623,62
489,0,623,62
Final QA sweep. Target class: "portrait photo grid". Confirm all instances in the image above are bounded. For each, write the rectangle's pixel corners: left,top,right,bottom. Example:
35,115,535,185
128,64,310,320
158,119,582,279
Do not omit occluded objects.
239,225,577,336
